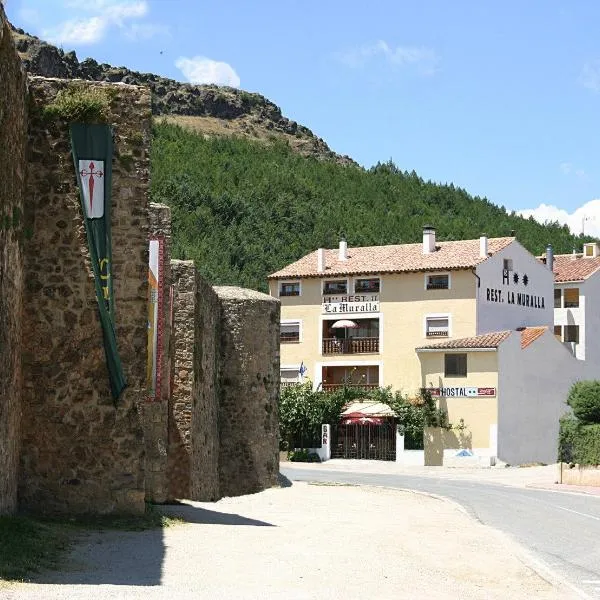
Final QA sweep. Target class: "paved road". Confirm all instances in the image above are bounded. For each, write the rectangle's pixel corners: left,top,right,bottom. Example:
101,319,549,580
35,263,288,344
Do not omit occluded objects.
282,465,600,599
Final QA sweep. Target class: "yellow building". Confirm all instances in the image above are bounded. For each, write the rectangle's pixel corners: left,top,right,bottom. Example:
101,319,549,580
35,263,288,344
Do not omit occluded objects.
269,226,585,464
269,226,554,397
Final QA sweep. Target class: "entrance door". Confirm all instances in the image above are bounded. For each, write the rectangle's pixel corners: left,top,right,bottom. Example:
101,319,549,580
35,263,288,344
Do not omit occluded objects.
330,424,396,461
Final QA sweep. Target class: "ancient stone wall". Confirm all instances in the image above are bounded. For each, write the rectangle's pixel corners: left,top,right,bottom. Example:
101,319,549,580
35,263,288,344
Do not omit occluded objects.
0,5,27,515
168,260,195,499
214,287,280,497
190,274,220,501
139,202,171,503
19,77,151,514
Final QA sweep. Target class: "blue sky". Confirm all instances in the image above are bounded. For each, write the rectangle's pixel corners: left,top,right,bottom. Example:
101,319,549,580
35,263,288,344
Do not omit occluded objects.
5,0,600,237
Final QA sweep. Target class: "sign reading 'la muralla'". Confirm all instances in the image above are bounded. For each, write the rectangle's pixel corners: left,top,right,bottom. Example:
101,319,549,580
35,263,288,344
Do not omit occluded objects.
486,268,545,309
322,294,379,314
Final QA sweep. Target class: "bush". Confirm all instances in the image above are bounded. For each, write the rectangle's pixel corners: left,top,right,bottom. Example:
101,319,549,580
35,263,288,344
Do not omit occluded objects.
567,381,600,424
42,83,114,123
559,416,600,465
288,449,321,463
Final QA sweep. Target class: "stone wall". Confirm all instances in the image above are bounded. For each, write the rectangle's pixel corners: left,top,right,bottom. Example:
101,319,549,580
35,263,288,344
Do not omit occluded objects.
190,274,220,501
19,78,151,514
0,5,27,515
215,287,280,497
168,260,196,499
139,202,171,503
169,270,279,501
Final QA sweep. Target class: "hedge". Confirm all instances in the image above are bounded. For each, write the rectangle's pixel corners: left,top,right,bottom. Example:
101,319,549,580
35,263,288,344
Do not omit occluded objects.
559,417,600,466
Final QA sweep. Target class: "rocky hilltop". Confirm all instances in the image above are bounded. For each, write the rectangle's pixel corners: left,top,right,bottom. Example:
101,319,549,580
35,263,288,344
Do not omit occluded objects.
11,25,354,165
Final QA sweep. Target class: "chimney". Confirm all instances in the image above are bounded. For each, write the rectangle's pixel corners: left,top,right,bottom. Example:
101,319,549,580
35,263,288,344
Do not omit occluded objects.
479,234,488,258
572,248,577,261
546,244,554,272
338,238,348,261
423,225,436,254
317,248,325,272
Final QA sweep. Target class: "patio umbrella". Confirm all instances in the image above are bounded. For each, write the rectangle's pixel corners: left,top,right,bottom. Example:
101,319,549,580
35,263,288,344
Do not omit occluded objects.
330,319,358,342
330,319,359,329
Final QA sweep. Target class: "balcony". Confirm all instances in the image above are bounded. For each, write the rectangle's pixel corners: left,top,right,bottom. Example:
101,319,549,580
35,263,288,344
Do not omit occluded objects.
322,337,380,355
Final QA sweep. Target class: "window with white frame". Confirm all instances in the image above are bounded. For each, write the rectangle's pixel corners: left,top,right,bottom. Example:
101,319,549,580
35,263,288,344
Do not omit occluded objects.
564,325,579,343
279,281,301,297
564,288,580,308
323,279,347,295
280,321,301,343
280,368,300,383
354,277,380,293
425,316,449,337
503,258,513,271
425,273,450,290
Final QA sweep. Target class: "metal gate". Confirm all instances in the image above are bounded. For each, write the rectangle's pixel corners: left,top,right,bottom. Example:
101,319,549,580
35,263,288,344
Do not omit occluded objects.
330,423,396,461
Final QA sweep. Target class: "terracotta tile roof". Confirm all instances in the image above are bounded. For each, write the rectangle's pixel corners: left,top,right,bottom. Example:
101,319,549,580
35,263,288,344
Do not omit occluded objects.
550,254,600,283
269,237,515,279
520,326,547,349
416,330,511,351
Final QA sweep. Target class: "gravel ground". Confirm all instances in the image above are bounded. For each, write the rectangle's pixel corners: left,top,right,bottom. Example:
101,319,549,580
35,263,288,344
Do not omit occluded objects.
1,482,571,600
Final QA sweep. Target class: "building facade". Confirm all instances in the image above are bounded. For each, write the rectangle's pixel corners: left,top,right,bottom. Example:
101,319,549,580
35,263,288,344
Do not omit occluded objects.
547,243,600,364
269,227,554,398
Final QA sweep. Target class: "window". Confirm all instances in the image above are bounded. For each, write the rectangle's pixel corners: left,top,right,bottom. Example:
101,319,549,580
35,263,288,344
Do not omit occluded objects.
445,353,467,377
503,258,513,271
323,279,347,295
280,321,301,343
554,325,562,340
426,316,449,337
426,273,449,290
564,325,579,344
554,289,562,309
355,278,380,293
279,281,300,297
564,288,580,308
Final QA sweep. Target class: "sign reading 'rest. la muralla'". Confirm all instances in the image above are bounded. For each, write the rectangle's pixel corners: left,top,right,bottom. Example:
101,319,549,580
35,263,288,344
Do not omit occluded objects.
78,160,105,219
485,268,545,309
322,294,379,314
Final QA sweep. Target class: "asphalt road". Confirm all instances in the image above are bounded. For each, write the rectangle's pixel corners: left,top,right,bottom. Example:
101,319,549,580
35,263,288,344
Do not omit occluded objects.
282,466,600,599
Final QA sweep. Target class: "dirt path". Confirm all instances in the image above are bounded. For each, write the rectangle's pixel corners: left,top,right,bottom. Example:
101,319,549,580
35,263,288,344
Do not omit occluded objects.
3,483,570,599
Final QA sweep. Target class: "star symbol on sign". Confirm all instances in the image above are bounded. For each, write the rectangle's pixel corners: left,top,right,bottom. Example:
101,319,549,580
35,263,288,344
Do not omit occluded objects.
523,274,529,286
513,272,519,284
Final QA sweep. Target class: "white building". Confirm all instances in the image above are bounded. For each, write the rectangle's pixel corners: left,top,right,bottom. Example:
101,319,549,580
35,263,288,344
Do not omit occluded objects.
547,242,600,364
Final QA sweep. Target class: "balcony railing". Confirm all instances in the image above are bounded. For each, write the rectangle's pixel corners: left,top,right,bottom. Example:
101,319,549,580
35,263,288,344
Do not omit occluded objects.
322,383,379,392
322,337,380,355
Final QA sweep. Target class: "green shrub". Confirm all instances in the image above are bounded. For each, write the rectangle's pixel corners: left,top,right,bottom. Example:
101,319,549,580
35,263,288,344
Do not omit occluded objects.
559,416,600,465
567,381,600,424
288,449,321,463
42,84,113,123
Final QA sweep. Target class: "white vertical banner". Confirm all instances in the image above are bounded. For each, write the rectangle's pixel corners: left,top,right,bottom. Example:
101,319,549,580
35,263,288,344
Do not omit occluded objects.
78,159,105,218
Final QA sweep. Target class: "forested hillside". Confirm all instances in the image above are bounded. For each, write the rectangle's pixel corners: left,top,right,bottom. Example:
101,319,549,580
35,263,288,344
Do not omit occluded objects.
151,122,590,292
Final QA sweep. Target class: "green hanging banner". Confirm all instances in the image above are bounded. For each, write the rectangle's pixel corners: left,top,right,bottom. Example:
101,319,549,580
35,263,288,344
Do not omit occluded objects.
70,123,126,400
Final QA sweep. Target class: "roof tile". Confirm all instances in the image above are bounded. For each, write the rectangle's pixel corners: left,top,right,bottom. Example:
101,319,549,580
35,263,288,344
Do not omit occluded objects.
520,326,547,349
268,237,515,279
416,330,511,350
550,254,600,283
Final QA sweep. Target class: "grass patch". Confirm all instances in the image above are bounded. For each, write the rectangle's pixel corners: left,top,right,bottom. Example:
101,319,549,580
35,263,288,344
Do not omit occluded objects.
0,506,182,581
42,83,114,123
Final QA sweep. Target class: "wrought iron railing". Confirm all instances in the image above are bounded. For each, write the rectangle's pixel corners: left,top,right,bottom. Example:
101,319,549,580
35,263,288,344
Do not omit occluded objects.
322,337,379,354
322,383,379,392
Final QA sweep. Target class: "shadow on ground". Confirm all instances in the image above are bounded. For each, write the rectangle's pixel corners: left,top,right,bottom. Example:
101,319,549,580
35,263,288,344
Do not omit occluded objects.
32,502,275,587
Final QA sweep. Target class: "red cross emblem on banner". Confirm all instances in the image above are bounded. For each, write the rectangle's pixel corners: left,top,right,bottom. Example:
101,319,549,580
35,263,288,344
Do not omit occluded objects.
79,159,105,218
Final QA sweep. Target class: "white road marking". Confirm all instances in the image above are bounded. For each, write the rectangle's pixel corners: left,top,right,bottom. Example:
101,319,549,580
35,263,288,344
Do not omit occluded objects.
555,505,600,521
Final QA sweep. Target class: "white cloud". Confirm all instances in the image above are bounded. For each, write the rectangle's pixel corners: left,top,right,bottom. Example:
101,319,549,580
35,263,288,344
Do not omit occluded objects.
579,60,600,92
124,22,169,41
518,199,600,237
559,162,587,180
337,40,438,75
175,56,241,87
43,0,158,45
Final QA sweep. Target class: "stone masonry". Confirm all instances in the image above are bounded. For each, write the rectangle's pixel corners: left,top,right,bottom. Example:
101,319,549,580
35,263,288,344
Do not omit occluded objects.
1,4,281,515
0,6,27,515
139,202,172,503
215,287,280,497
169,269,280,502
19,77,151,514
